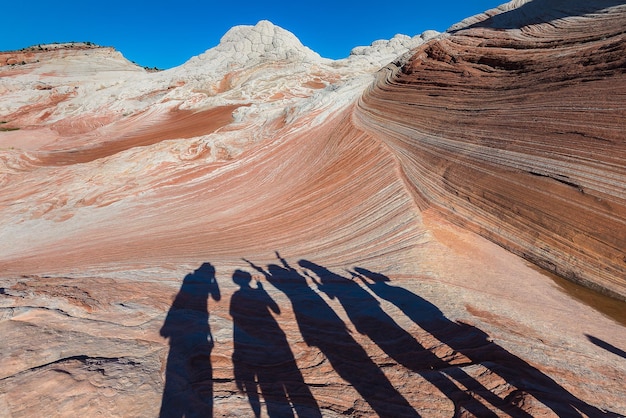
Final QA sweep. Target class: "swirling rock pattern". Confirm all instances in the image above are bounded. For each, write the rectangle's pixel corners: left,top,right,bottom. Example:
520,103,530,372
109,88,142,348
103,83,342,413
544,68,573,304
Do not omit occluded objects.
1,8,625,418
358,0,626,299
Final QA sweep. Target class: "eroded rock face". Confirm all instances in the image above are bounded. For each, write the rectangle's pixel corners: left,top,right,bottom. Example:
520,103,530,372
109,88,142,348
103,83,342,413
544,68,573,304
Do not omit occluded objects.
1,5,625,417
358,0,626,300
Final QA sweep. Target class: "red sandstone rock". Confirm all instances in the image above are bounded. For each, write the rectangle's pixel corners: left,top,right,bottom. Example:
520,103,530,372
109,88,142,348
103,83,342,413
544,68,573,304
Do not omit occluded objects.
358,0,626,300
0,8,625,418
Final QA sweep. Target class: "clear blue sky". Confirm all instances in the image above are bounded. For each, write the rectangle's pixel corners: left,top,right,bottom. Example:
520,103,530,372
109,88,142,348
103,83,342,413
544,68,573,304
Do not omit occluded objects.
1,1,504,69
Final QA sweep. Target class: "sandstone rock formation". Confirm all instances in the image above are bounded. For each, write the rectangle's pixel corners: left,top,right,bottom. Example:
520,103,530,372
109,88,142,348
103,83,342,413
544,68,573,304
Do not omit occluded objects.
1,4,625,417
358,0,626,300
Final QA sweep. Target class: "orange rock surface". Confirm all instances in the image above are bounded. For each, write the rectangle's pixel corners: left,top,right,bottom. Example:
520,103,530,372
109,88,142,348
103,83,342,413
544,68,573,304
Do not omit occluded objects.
358,0,626,299
0,5,625,417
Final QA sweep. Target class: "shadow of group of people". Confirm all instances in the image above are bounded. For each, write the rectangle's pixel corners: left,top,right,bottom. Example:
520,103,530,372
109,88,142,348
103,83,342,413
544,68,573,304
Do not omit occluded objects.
159,255,618,417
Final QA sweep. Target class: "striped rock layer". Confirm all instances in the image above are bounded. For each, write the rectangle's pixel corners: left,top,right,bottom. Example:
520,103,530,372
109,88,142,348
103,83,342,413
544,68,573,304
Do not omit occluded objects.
0,3,625,417
358,0,626,299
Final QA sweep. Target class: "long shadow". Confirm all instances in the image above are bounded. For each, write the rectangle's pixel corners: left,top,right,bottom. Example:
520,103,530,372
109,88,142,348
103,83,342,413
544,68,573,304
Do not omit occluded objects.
586,334,626,360
353,267,620,417
300,259,532,418
456,0,626,31
230,269,321,417
160,263,221,418
246,254,420,417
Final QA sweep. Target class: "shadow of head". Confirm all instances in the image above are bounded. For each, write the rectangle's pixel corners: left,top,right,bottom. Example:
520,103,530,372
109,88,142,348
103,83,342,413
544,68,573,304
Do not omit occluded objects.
298,260,339,283
181,262,220,301
267,263,306,286
233,269,253,287
353,267,390,283
193,262,215,278
585,334,626,359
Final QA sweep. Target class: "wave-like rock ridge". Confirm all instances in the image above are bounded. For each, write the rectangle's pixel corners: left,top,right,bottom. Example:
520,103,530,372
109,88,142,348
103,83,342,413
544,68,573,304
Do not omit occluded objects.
0,8,625,418
357,0,626,299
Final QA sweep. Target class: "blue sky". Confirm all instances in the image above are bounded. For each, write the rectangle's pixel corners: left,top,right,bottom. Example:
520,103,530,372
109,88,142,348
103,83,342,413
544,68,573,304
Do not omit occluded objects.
2,1,504,69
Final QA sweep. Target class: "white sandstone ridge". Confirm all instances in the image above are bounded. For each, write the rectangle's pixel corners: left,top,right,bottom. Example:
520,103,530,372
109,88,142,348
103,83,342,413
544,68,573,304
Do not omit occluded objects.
181,20,324,71
176,20,439,74
0,20,440,130
159,20,439,112
344,30,440,68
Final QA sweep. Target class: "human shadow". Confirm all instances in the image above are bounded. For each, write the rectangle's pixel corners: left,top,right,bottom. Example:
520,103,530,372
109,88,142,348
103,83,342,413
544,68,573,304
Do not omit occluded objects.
160,263,221,418
230,269,321,417
456,0,626,31
353,267,620,417
586,334,626,360
300,259,533,418
246,253,420,417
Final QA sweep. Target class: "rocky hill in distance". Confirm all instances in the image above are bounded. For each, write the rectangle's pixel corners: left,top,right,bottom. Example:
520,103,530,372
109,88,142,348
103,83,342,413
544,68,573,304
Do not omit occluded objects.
1,1,625,416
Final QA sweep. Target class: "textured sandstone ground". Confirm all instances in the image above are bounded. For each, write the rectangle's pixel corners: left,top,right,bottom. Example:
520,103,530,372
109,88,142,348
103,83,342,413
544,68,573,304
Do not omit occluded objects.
1,2,625,417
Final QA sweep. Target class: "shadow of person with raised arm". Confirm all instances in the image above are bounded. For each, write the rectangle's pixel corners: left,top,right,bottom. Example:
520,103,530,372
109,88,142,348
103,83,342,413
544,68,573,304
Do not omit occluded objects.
230,269,321,418
246,253,420,417
353,267,620,417
300,259,531,418
160,263,221,418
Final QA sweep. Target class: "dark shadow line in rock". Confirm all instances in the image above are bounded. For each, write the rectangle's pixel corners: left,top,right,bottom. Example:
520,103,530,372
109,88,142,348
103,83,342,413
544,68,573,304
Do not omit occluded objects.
586,334,626,360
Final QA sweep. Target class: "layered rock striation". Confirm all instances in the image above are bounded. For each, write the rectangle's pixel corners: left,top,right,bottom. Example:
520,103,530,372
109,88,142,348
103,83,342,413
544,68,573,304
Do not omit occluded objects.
357,0,626,299
1,6,625,418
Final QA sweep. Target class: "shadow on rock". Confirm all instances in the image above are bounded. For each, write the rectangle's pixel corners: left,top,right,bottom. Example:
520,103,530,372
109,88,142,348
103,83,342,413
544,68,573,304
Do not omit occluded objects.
586,334,626,360
160,262,221,418
246,253,420,417
353,267,620,417
300,259,525,418
230,269,321,417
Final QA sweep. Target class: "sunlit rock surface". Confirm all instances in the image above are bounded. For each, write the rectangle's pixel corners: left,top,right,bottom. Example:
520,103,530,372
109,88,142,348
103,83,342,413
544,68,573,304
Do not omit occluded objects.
1,7,625,418
359,0,626,299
